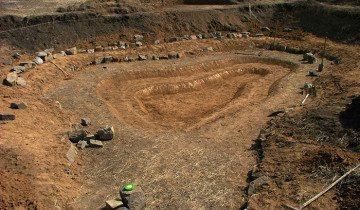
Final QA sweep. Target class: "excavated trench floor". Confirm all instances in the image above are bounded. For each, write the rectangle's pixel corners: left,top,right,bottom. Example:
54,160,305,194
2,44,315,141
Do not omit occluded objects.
46,51,319,209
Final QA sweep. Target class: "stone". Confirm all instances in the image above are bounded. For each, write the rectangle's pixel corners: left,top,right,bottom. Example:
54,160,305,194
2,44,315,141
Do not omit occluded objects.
34,57,44,65
241,31,250,36
112,46,119,50
152,55,159,60
11,66,26,74
78,49,86,54
261,27,271,32
19,62,36,70
138,55,147,61
159,55,169,60
66,144,78,165
0,113,15,121
135,41,143,47
81,118,91,126
104,47,113,51
168,52,179,59
275,44,287,52
44,54,54,62
165,37,178,43
226,33,236,39
190,35,197,40
120,186,145,210
154,40,160,44
36,51,48,59
95,46,104,52
119,45,126,50
308,71,318,77
205,47,214,51
87,49,95,54
16,78,27,87
68,130,87,143
10,102,27,109
134,34,144,41
12,52,22,59
3,59,13,65
96,125,114,141
283,27,292,32
247,176,270,196
255,33,264,37
106,199,123,209
44,48,54,54
94,57,104,65
76,140,88,149
103,56,114,63
304,53,316,64
196,34,203,39
3,72,18,86
84,134,96,140
89,140,104,148
65,47,77,55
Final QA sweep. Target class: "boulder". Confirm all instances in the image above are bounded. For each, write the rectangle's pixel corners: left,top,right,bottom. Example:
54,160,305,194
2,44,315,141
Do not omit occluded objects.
66,144,78,166
247,176,270,196
0,113,15,121
135,41,143,47
16,78,27,86
196,34,203,39
205,47,214,51
190,35,197,40
11,66,26,74
120,186,145,210
305,53,316,64
94,57,104,65
3,72,18,86
106,199,123,209
36,51,48,60
96,125,114,141
168,52,179,59
152,55,159,60
255,33,264,37
308,71,318,77
159,55,169,60
134,34,144,41
241,31,250,36
81,118,91,126
68,130,87,143
154,40,161,45
89,140,104,148
65,47,77,55
10,102,27,109
34,57,44,65
44,54,54,62
53,53,66,59
113,46,119,50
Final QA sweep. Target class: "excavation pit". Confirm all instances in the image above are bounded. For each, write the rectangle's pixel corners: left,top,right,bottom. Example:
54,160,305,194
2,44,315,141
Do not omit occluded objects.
97,56,297,130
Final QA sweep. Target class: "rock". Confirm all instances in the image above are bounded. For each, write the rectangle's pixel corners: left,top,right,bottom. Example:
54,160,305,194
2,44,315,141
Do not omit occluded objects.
119,45,126,50
205,47,214,51
44,48,54,55
134,34,144,41
68,130,87,143
0,113,15,121
89,140,104,148
138,55,147,61
168,52,179,59
16,78,27,87
95,46,104,52
65,47,77,55
135,41,143,47
247,176,270,196
241,31,250,36
154,40,161,45
196,34,203,39
255,33,264,37
36,51,48,59
283,27,293,32
268,110,285,117
93,57,104,65
165,37,178,43
87,49,95,54
84,134,96,140
120,186,145,210
304,53,316,64
11,66,26,74
104,47,113,51
96,125,114,141
261,27,271,32
190,35,197,40
308,71,318,77
275,44,287,52
226,33,236,39
66,144,78,165
81,118,91,126
34,57,44,65
103,56,114,63
20,62,36,70
44,54,54,62
3,58,13,65
113,46,119,50
159,55,169,60
152,55,159,60
76,140,88,149
12,52,22,59
3,72,18,86
10,102,27,109
106,199,123,209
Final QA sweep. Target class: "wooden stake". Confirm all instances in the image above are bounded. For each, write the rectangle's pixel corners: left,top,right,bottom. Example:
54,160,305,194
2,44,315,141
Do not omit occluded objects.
286,164,360,210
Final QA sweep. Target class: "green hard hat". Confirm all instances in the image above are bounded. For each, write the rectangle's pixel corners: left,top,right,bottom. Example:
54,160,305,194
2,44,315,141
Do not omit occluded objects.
123,183,135,191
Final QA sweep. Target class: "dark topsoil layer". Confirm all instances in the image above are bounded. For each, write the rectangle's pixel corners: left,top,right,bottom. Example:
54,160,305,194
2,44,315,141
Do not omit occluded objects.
0,0,359,52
